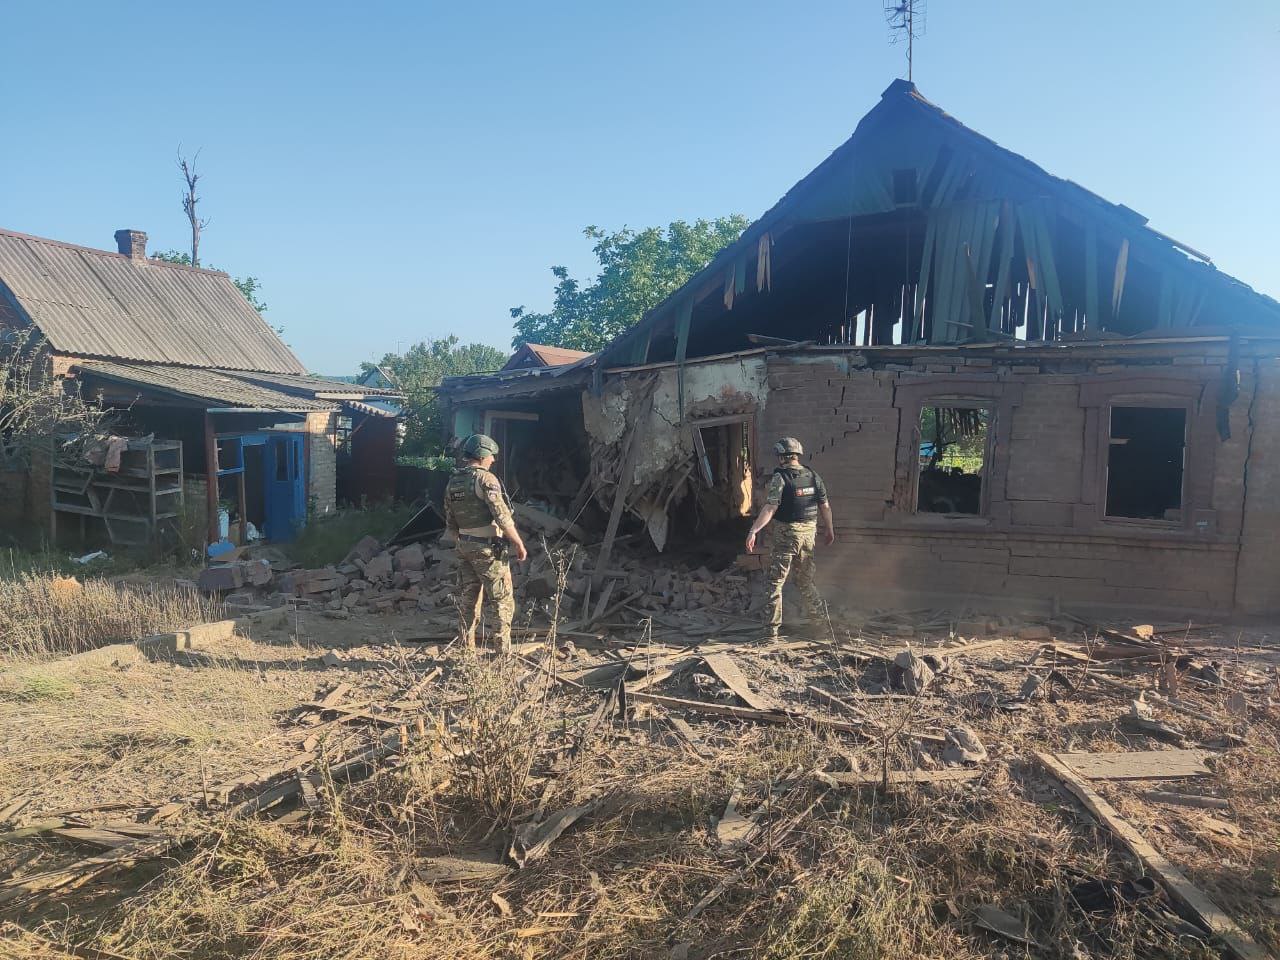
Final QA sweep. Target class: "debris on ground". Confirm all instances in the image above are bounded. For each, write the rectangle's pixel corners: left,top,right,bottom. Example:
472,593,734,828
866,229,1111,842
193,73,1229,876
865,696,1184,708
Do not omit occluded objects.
3,548,1278,959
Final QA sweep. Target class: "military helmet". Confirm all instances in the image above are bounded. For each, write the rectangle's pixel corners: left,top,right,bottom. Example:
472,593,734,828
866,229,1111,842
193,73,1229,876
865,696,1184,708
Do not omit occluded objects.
773,437,804,456
461,433,500,459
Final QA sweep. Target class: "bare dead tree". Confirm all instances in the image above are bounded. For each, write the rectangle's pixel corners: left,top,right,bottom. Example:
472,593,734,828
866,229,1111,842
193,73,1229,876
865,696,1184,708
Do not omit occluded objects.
178,151,209,267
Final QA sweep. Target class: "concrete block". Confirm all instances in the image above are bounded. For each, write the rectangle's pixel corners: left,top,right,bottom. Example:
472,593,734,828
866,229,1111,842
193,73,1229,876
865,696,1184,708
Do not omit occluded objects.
239,609,291,632
344,535,382,564
394,542,426,573
198,565,243,593
364,552,393,582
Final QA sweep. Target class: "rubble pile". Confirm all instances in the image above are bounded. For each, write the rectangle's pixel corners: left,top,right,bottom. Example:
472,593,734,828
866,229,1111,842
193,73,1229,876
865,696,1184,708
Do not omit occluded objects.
518,549,755,621
198,528,759,622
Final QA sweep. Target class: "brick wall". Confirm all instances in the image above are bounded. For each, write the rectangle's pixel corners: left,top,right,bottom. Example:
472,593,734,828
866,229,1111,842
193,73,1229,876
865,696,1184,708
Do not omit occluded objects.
305,410,338,518
760,350,1267,617
1233,357,1280,613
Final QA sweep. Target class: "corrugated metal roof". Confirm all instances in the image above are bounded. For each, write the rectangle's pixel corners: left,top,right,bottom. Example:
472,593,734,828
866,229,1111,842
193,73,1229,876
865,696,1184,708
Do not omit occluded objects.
344,399,400,418
76,360,333,411
0,228,306,374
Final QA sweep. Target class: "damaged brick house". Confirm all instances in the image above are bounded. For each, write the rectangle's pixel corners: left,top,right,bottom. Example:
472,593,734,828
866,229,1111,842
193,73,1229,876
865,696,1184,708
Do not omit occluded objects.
0,226,401,545
441,80,1280,617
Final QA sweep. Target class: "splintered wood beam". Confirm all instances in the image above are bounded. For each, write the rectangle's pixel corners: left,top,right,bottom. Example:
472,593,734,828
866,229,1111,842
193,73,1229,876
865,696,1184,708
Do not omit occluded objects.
703,653,778,711
593,391,654,589
1036,752,1266,960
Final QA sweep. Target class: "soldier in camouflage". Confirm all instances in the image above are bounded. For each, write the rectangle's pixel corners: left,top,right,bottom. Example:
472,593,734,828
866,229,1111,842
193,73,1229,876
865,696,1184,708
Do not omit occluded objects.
443,434,528,653
745,437,835,639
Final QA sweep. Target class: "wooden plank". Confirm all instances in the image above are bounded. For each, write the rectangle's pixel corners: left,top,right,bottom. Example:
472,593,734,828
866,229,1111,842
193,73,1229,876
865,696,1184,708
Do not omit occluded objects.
1053,749,1211,781
629,691,865,736
512,502,588,544
318,682,352,709
714,782,753,848
702,653,778,712
1111,238,1130,319
589,580,616,625
49,827,137,850
1036,752,1266,960
1144,791,1231,811
819,768,983,786
863,637,1007,664
627,656,699,693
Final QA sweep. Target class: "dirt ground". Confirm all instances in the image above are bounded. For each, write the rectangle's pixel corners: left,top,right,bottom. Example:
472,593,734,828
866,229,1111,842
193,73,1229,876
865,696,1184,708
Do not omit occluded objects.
1,594,1278,960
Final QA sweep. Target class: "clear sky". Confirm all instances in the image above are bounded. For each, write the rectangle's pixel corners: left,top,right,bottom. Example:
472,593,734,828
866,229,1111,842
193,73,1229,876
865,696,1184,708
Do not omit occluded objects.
2,1,1277,374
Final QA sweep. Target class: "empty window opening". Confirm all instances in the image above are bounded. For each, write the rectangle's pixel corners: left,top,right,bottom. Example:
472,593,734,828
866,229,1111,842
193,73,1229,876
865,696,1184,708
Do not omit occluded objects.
917,405,990,515
1105,406,1185,521
692,418,754,523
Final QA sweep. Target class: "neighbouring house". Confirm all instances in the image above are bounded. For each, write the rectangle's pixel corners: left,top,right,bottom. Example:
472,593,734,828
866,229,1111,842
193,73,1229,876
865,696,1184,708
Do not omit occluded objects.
439,80,1280,618
0,226,402,546
501,342,594,372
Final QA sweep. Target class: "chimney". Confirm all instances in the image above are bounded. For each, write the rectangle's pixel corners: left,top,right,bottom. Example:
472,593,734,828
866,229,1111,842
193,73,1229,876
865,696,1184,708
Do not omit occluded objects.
114,229,147,261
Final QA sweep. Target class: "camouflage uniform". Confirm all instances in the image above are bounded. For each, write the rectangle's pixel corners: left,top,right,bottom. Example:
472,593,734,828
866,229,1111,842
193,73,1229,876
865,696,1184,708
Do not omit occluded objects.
763,467,828,636
443,464,516,651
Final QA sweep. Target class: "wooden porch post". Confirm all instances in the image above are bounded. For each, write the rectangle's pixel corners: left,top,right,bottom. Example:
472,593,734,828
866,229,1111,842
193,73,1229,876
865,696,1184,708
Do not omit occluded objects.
203,411,220,544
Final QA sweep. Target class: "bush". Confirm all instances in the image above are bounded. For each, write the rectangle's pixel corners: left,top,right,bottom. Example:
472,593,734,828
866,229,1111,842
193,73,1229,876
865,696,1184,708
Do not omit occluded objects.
285,502,417,569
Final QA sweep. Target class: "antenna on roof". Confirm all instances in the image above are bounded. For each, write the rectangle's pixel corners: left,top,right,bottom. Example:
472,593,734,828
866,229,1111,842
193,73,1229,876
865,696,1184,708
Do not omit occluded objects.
885,0,926,82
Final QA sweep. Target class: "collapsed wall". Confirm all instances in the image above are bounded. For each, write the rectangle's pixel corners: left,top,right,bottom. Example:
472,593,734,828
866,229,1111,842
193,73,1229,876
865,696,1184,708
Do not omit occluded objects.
581,358,767,550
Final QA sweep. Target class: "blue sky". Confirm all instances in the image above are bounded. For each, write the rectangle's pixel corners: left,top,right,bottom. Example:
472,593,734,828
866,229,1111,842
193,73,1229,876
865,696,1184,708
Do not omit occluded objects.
2,1,1277,374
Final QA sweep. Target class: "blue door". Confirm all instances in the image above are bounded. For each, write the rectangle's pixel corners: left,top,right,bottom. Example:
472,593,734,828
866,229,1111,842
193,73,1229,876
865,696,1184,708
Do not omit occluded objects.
263,434,306,540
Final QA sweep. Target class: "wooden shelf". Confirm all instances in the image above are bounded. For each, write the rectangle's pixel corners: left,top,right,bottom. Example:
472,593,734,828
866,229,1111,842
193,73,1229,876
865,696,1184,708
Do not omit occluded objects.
51,438,185,547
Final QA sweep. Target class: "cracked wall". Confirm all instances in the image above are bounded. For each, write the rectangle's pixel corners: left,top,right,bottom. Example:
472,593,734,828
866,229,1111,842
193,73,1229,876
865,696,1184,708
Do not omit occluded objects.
583,357,768,487
761,350,1269,616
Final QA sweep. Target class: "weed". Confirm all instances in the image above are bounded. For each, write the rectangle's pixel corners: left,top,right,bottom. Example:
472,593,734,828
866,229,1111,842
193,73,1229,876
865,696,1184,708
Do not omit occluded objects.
285,502,416,569
764,853,939,960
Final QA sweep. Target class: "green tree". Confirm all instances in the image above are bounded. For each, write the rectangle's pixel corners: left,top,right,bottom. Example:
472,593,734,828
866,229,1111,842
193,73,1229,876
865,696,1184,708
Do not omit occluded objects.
510,216,749,351
366,337,507,462
150,250,268,314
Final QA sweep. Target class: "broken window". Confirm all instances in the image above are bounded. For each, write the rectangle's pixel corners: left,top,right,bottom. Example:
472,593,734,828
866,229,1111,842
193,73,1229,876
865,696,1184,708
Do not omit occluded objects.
916,405,990,515
1105,406,1185,521
334,415,353,456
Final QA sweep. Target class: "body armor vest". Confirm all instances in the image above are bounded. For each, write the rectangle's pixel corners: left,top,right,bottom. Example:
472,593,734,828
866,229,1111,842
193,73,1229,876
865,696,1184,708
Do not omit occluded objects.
446,466,496,529
774,465,820,523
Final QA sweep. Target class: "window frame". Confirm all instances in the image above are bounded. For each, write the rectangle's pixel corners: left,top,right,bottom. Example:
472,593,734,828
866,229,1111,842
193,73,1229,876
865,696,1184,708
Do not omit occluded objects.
891,376,1023,528
1079,374,1219,537
913,399,996,518
1101,399,1191,527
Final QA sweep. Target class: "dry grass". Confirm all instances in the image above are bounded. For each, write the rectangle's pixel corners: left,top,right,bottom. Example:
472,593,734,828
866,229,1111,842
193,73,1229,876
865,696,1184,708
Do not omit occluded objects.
1,615,1276,960
18,669,1208,960
0,572,220,660
0,635,319,823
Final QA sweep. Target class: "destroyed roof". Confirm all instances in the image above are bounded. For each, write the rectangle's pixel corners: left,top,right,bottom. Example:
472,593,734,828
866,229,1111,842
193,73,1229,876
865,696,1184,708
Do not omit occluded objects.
73,360,398,413
501,342,595,371
438,348,596,398
599,79,1280,366
0,227,306,374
